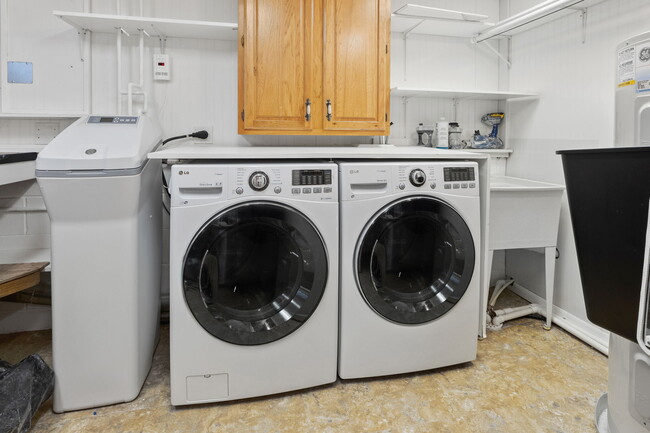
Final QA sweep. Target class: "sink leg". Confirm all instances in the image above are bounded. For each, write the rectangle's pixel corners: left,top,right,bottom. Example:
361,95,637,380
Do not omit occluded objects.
544,246,556,330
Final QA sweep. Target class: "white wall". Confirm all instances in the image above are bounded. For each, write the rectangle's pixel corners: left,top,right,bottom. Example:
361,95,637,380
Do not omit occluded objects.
503,0,650,348
0,0,506,326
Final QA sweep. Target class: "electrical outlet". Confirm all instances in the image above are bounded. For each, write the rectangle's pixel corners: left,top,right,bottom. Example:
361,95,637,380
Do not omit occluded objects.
35,122,60,145
193,125,213,144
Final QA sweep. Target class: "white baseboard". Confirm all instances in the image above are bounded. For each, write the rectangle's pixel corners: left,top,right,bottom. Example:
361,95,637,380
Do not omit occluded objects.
511,283,609,355
0,302,51,334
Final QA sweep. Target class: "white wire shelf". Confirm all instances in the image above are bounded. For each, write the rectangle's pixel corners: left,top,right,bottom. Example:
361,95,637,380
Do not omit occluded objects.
53,11,238,40
391,87,538,101
0,113,84,119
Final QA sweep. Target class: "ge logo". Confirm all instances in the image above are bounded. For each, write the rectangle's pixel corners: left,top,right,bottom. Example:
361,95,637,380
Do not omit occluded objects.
640,47,650,63
178,170,189,175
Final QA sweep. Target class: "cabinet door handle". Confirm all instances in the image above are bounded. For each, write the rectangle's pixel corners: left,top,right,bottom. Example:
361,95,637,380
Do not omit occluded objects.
305,98,311,121
326,99,332,121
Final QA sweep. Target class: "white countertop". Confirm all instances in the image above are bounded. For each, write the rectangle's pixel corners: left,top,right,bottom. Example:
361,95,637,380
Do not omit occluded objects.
147,144,489,161
0,145,45,186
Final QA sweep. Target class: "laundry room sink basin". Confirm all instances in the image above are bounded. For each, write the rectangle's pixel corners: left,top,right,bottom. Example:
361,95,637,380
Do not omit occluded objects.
489,175,565,250
0,152,38,186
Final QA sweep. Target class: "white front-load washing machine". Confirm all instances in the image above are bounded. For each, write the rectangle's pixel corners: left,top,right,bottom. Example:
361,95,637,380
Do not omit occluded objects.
338,161,480,379
169,162,338,405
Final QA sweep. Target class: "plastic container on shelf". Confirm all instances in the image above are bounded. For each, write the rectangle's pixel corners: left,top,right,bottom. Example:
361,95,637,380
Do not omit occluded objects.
448,122,462,149
416,123,434,147
435,117,449,149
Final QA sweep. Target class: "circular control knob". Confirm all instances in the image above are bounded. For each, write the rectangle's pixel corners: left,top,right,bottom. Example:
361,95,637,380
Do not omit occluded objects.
430,182,436,190
398,183,405,190
235,187,244,195
249,171,269,191
274,186,282,194
409,169,426,187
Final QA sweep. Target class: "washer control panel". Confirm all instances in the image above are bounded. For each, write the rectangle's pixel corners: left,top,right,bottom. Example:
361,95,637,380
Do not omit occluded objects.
171,163,338,207
340,161,478,201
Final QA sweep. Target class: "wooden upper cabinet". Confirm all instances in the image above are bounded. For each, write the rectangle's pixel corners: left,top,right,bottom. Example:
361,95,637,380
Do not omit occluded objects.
322,0,390,133
238,0,390,136
239,0,314,132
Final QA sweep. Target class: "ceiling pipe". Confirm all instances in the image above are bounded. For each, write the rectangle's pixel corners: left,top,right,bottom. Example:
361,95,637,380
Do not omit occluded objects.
472,0,584,43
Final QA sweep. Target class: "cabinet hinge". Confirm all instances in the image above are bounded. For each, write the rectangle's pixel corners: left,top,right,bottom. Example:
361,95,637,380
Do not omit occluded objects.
241,110,245,121
241,35,244,47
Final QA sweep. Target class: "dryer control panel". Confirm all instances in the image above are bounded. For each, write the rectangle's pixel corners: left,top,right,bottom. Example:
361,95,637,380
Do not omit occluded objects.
339,161,479,201
170,163,338,207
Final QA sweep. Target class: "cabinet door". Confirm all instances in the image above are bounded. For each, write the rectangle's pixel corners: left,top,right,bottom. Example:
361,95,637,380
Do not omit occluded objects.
239,0,314,133
322,0,390,134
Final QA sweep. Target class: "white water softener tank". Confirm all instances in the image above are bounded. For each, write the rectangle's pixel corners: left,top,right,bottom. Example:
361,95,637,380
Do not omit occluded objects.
615,31,650,147
36,115,162,413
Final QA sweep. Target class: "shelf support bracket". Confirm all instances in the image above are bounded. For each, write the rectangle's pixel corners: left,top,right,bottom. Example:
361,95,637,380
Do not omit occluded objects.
403,19,425,37
402,96,407,139
580,8,587,44
77,29,88,62
476,39,511,69
158,35,167,54
401,19,425,83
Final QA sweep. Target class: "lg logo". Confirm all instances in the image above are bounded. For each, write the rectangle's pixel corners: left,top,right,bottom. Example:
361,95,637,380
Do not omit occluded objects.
178,170,189,175
349,169,359,174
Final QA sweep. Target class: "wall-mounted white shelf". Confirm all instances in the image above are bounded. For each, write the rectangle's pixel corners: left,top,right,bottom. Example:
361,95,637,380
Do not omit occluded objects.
0,113,83,119
392,16,493,38
391,87,538,101
391,4,494,38
53,11,238,40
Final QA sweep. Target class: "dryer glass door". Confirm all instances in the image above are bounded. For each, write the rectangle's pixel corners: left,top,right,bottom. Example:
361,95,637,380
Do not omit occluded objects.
183,202,328,345
356,196,475,324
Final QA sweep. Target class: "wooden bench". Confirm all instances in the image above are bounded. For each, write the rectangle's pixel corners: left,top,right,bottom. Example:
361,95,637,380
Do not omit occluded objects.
0,262,49,299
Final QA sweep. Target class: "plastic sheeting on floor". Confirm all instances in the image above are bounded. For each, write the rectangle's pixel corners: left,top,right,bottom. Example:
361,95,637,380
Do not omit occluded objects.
0,355,54,433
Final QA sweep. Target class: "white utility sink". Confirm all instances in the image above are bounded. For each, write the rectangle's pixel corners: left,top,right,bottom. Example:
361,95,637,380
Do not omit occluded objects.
489,175,565,250
485,175,565,332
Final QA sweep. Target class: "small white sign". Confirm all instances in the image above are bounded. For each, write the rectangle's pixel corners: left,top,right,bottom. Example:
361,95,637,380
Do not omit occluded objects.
153,54,170,81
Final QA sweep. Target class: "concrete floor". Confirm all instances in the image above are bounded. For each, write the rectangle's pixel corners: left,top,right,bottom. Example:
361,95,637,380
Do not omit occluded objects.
0,295,607,433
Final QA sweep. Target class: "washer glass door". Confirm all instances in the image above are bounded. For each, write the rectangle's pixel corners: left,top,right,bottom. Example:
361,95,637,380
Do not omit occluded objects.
356,196,475,324
183,202,328,345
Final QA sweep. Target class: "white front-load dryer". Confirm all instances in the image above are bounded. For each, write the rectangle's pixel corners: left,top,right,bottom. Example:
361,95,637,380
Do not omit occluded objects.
169,163,338,405
338,161,480,379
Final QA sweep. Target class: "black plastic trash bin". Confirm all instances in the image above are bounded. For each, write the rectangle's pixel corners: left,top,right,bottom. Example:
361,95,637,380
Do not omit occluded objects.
558,147,650,342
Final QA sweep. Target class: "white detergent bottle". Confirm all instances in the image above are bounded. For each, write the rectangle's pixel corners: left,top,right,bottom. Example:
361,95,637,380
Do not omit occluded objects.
436,117,449,149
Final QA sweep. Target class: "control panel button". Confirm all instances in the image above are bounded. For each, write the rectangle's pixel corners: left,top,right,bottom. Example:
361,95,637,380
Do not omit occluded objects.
409,169,426,187
313,187,322,193
461,183,468,189
323,187,332,193
444,184,451,189
302,187,312,194
453,184,460,189
274,186,282,194
291,188,301,194
235,187,244,195
249,171,269,191
430,182,436,190
398,183,405,190
469,183,476,189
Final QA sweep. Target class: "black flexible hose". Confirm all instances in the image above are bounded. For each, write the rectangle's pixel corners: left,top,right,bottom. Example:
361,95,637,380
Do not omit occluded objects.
160,130,210,212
